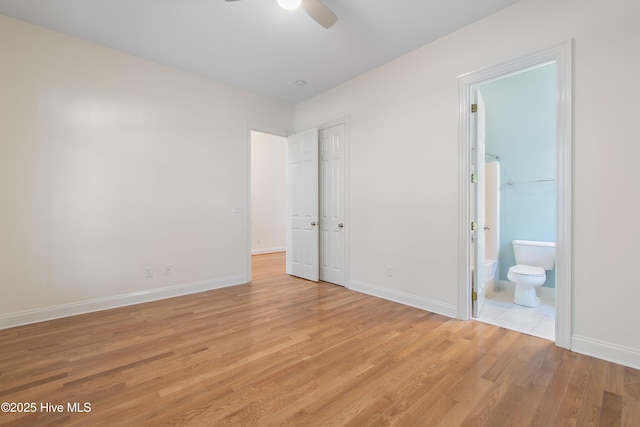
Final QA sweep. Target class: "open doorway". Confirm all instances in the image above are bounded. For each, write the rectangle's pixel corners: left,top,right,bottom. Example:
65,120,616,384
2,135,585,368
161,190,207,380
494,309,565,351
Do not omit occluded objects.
458,42,573,349
250,130,287,280
473,63,557,340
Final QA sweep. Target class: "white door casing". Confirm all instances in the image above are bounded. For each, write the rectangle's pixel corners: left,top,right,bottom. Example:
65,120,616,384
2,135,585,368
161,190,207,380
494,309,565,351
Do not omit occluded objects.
286,128,320,281
319,124,346,286
472,90,486,317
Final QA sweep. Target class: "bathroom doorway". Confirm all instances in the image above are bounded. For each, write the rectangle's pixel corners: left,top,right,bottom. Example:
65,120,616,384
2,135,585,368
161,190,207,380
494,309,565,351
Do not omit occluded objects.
474,64,557,340
458,42,573,349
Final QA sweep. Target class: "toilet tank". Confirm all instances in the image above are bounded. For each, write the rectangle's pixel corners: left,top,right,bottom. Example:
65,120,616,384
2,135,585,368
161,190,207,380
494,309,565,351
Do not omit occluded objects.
512,240,556,270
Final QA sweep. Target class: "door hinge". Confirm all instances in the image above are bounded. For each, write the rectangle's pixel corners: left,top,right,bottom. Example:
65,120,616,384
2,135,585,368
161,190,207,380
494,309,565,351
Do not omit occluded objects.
471,173,478,183
471,221,478,232
472,291,478,301
471,103,478,113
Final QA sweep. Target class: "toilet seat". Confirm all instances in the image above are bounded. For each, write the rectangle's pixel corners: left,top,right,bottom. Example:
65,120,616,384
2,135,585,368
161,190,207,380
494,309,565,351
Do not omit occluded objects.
508,264,545,277
507,264,546,290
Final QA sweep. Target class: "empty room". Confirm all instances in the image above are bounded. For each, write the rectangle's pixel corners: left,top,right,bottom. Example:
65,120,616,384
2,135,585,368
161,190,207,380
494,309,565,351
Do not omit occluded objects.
1,0,640,425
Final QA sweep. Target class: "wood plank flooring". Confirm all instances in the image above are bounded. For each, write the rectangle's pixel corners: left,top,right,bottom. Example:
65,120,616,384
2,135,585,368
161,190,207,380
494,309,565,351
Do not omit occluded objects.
1,252,639,426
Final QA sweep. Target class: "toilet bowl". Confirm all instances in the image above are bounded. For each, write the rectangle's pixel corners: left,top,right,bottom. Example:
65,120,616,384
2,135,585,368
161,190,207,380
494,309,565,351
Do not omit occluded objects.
508,240,555,307
508,264,546,307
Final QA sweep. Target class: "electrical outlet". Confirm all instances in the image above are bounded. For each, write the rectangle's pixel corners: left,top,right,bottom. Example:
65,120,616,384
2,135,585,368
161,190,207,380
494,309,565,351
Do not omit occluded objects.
164,265,173,275
144,267,153,278
386,266,394,277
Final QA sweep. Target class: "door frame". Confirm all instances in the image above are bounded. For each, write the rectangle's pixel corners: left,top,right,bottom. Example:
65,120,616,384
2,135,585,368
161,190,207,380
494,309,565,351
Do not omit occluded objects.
471,88,487,318
457,41,573,349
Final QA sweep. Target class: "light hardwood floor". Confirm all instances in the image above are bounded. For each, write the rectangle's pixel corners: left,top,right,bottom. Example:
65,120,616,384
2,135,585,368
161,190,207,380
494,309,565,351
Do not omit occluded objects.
1,252,639,426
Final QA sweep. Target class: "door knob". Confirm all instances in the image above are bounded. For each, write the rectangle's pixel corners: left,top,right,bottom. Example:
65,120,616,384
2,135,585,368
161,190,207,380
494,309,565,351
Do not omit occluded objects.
338,223,344,229
311,221,318,226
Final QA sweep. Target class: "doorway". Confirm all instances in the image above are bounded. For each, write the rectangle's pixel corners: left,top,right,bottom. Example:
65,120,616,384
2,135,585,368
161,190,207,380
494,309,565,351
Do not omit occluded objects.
473,63,557,340
458,42,573,349
250,131,287,257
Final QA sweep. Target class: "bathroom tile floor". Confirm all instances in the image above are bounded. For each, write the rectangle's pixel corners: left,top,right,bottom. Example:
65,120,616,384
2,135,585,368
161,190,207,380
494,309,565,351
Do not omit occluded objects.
476,287,555,341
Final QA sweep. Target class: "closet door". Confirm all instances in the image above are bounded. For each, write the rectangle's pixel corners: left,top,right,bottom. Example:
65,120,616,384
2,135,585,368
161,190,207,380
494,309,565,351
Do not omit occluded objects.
319,124,346,286
286,128,319,281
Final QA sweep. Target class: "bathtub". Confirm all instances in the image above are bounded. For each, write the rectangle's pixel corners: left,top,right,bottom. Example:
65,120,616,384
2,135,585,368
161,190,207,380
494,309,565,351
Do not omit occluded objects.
472,258,498,295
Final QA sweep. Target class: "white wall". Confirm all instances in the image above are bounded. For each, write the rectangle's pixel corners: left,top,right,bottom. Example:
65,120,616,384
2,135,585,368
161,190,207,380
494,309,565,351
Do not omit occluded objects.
0,15,293,327
250,131,286,254
295,0,640,368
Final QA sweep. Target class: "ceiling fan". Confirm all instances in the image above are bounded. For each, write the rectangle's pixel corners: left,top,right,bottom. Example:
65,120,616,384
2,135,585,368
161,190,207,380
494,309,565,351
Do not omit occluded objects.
225,0,338,29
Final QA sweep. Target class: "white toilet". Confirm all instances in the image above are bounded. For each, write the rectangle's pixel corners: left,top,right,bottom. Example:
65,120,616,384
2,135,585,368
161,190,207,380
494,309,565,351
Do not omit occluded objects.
507,240,556,307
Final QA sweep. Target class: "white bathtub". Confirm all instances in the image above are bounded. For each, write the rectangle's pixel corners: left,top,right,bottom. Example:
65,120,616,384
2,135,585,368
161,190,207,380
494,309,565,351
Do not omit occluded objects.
473,258,498,294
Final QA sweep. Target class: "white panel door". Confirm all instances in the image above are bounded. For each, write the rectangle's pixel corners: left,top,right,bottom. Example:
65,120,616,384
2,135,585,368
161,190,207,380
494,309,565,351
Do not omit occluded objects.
286,128,319,281
319,124,346,286
472,89,487,317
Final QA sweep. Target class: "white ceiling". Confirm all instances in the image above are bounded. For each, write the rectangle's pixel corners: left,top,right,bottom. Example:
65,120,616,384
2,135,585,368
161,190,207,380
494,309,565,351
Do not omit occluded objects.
0,0,523,104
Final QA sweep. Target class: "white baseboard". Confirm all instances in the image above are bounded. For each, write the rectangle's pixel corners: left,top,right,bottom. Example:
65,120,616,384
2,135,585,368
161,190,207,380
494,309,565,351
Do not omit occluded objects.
496,281,639,369
348,280,457,318
251,247,286,255
572,335,640,370
0,275,247,330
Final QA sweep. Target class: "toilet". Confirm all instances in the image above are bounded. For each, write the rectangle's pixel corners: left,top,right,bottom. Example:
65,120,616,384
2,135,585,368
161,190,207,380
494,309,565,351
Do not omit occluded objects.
507,240,556,307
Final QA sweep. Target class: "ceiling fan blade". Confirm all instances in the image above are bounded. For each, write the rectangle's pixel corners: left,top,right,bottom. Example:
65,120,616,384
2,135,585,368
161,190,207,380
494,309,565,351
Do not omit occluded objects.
301,0,338,29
